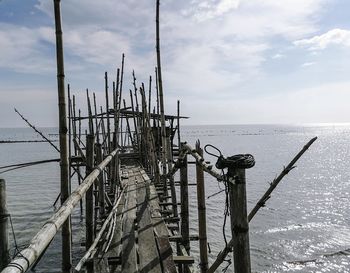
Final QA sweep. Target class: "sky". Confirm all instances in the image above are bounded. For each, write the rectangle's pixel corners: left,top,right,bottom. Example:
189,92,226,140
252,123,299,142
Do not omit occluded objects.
1,0,350,127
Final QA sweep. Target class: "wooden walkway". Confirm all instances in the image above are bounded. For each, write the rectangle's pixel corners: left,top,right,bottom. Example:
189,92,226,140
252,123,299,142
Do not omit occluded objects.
96,165,177,273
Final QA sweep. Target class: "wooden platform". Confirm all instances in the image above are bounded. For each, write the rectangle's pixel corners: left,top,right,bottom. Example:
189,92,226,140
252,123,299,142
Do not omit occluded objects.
97,165,177,273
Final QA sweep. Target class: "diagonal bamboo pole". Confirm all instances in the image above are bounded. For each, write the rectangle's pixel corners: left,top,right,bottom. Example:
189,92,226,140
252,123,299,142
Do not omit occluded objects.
207,136,317,273
1,148,119,273
14,108,60,153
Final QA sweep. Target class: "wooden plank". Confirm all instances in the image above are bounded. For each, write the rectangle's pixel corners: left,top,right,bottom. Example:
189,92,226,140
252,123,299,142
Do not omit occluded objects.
136,173,162,273
148,181,177,273
173,256,195,264
121,170,138,273
93,257,109,273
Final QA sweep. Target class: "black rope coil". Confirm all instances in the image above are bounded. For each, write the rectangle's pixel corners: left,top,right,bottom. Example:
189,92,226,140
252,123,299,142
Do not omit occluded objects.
216,154,255,170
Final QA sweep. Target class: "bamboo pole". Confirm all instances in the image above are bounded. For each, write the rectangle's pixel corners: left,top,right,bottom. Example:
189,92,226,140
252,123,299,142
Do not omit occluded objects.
177,100,181,150
72,97,83,214
53,1,71,271
14,108,60,153
182,144,224,181
93,93,100,144
96,143,105,218
207,137,318,273
167,137,178,216
1,148,119,273
68,85,72,196
123,99,133,147
114,68,120,140
78,109,82,145
85,135,95,273
86,89,94,136
74,186,127,272
72,95,77,140
129,90,140,151
148,76,152,116
155,67,160,130
156,0,168,195
0,179,9,271
248,136,318,220
119,54,125,107
195,142,208,273
105,72,111,153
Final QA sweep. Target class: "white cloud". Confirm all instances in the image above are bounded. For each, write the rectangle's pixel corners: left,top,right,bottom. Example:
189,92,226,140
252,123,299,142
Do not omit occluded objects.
187,0,240,21
294,28,350,50
272,53,285,59
301,62,316,67
0,0,337,126
0,24,55,73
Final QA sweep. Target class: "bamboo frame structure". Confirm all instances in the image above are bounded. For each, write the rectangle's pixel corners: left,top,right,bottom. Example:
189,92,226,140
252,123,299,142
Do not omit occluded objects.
0,1,320,273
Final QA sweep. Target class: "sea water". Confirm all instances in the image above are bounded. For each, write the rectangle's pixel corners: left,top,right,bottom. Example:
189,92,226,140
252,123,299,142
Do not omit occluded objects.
1,124,350,273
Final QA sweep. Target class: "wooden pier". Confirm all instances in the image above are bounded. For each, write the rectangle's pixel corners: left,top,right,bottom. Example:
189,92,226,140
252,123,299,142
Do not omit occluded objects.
0,1,318,273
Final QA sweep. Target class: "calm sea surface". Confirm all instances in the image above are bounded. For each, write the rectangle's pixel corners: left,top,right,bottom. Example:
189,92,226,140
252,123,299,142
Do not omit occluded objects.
1,124,350,273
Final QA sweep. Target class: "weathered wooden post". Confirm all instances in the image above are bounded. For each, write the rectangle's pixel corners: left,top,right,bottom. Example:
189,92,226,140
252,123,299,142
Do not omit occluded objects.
179,143,189,273
85,135,95,273
0,179,10,271
195,142,208,273
227,161,254,273
53,0,71,271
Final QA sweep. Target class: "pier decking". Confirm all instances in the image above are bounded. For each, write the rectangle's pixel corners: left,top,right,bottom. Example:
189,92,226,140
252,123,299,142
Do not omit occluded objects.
98,165,176,273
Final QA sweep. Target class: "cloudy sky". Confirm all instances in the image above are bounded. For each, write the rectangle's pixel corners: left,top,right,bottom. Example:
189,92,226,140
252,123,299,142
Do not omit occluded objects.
1,0,350,127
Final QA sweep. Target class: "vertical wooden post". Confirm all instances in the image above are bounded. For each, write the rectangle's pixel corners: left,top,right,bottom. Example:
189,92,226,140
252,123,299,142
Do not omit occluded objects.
96,143,105,218
179,143,190,254
167,137,178,217
85,134,95,273
229,169,251,273
195,142,208,273
0,179,9,271
53,1,71,271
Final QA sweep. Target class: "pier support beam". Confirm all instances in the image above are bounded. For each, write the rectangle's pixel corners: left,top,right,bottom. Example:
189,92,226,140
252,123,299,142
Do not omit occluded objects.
86,135,95,273
195,143,208,273
179,143,189,273
0,179,10,271
229,169,251,273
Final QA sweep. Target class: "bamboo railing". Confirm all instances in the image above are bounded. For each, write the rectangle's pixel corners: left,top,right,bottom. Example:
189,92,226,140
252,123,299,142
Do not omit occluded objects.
1,148,119,273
